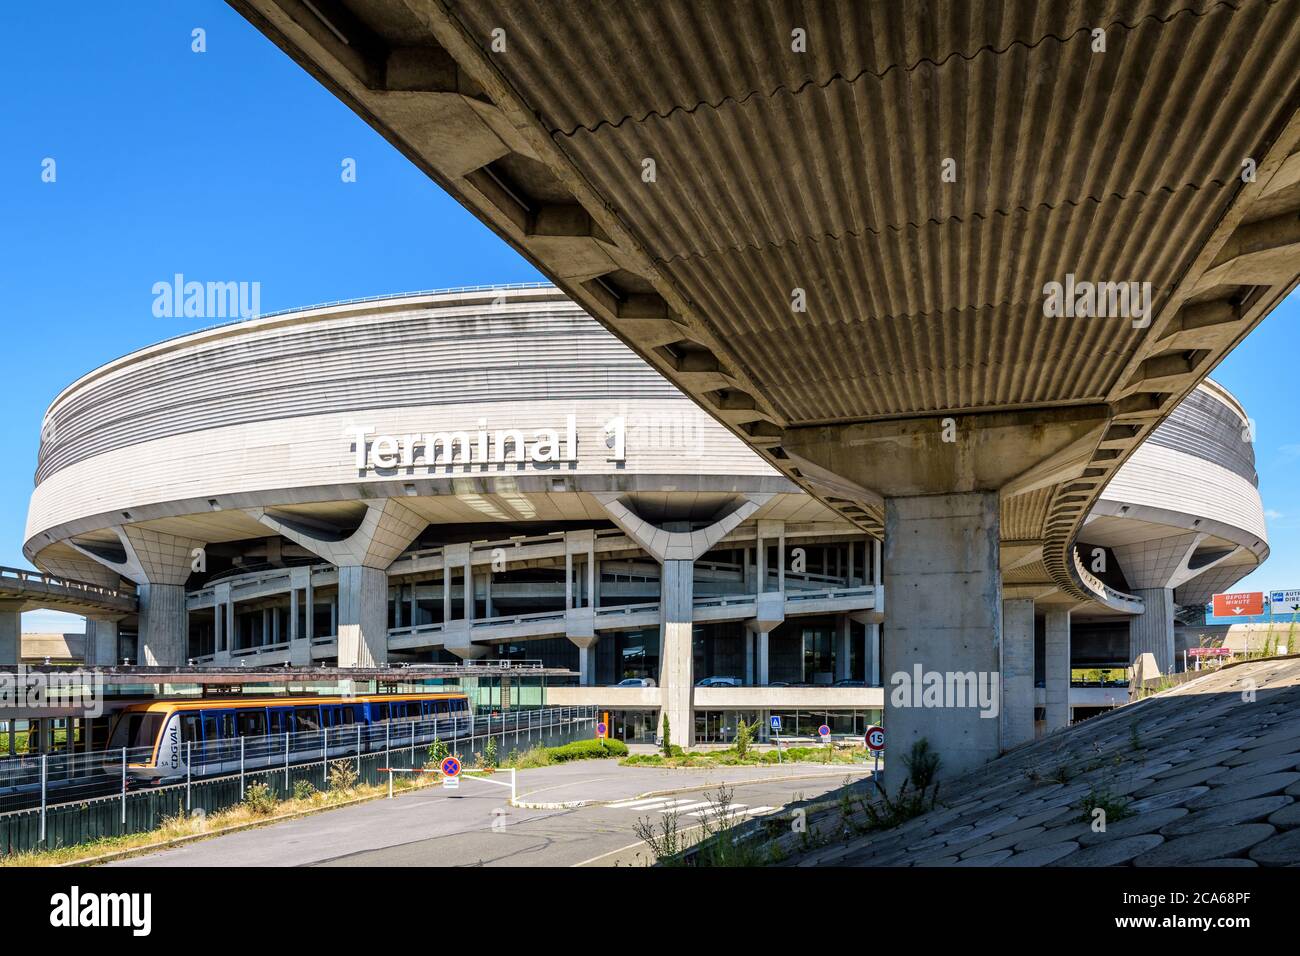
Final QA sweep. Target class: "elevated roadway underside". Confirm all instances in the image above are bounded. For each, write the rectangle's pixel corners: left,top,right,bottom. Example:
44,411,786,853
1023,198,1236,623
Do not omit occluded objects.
228,0,1300,782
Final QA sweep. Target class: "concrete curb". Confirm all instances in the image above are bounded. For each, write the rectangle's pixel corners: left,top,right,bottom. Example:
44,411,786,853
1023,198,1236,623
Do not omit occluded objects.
513,767,871,810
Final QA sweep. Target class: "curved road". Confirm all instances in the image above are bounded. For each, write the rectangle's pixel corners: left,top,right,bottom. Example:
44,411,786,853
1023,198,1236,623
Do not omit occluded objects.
108,762,869,867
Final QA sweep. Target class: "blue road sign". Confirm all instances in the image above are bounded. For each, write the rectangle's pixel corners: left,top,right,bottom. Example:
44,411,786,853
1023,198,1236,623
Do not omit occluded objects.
770,715,782,731
818,724,831,738
440,756,461,777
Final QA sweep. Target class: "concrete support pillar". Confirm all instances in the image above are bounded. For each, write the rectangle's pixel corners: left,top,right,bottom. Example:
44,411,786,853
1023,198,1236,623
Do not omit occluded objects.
136,583,187,666
1131,587,1175,675
1001,598,1035,750
1044,609,1072,732
744,632,754,685
865,622,880,686
569,634,598,686
0,603,20,666
835,615,852,682
882,492,1001,790
84,617,121,667
756,630,770,685
336,566,389,667
660,559,695,748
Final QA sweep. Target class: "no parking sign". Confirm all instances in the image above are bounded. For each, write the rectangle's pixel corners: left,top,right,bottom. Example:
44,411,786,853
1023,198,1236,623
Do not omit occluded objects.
441,755,461,789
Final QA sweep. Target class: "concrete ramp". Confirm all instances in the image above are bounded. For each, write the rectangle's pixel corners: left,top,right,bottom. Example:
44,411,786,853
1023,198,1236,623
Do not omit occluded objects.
786,658,1300,867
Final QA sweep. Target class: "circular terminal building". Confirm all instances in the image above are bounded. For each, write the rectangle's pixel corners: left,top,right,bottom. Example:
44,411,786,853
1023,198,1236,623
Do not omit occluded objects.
20,287,1268,744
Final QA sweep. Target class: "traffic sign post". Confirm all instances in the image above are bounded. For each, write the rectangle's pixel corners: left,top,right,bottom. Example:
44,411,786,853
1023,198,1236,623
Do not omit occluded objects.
769,714,782,763
595,721,608,739
441,755,462,790
865,725,885,796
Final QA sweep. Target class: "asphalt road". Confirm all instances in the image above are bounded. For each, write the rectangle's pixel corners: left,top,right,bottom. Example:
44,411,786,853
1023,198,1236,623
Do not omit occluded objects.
108,762,868,867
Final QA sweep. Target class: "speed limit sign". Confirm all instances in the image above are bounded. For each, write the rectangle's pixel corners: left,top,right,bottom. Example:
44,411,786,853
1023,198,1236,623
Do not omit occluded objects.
865,725,886,753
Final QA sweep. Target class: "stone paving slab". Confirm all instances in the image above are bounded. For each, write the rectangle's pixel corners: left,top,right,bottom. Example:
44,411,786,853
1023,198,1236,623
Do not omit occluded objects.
774,659,1300,867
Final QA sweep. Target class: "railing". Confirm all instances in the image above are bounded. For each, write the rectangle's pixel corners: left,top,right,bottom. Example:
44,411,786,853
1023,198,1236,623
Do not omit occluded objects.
0,566,131,602
0,705,596,856
594,601,659,618
785,586,876,603
693,593,757,609
471,609,565,630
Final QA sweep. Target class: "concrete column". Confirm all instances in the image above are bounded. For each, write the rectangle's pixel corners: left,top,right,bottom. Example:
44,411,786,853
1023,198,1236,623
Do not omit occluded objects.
84,617,120,666
757,630,769,685
577,640,597,686
744,632,754,685
1044,609,1072,732
336,566,389,667
1131,587,1175,675
660,559,695,747
882,492,1001,790
1001,598,1035,749
834,615,852,681
865,622,880,686
136,583,187,666
0,603,20,666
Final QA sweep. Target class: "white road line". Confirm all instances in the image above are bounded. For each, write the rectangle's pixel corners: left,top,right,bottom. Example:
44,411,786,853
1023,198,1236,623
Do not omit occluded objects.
664,801,714,813
686,805,749,817
745,806,778,816
606,797,668,809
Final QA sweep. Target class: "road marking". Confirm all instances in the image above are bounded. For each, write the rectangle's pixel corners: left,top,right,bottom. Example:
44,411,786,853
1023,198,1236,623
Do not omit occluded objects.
606,797,671,809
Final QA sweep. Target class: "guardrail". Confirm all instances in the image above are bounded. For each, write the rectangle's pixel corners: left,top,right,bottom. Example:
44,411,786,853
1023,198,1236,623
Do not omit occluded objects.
0,566,131,602
0,705,596,857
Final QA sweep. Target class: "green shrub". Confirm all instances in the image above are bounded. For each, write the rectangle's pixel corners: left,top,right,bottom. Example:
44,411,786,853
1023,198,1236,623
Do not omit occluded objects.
428,738,450,764
660,713,672,758
478,737,500,770
292,779,316,801
328,759,359,794
734,719,756,758
547,738,629,762
242,781,278,815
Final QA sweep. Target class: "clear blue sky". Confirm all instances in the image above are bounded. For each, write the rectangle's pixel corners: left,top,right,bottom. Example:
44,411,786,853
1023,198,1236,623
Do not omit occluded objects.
2,1,1296,633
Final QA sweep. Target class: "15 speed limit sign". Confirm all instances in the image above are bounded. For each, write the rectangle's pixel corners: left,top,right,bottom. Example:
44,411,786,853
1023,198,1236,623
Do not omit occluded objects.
865,726,885,753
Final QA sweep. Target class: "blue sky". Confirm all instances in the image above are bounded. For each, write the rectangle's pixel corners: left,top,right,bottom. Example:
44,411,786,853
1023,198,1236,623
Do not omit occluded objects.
2,1,1296,632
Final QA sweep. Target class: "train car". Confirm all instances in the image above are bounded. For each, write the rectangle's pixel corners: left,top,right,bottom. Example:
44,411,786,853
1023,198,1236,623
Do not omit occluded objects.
103,691,472,785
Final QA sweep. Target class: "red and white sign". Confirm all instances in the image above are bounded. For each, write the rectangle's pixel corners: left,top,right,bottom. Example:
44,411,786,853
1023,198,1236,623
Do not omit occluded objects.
1212,591,1264,617
865,726,886,753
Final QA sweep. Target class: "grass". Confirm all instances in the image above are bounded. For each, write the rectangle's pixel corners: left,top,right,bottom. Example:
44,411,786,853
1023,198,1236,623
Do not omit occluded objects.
1,768,445,867
621,744,869,769
503,737,628,769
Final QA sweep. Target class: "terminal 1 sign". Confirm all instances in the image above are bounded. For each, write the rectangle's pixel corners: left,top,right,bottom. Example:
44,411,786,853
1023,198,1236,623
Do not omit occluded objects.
347,416,626,472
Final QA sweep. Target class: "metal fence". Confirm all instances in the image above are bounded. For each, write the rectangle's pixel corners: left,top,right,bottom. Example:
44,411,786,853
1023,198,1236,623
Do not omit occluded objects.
0,706,595,857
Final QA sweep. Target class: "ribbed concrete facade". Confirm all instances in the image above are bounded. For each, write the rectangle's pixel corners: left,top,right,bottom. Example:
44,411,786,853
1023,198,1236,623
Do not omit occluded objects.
19,290,1270,757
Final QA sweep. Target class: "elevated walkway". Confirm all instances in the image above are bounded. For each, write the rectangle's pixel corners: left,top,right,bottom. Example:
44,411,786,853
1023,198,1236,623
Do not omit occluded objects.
0,566,134,616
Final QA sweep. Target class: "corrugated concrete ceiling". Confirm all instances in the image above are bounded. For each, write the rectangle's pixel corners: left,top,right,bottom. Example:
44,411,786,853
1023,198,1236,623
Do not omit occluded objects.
227,0,1300,604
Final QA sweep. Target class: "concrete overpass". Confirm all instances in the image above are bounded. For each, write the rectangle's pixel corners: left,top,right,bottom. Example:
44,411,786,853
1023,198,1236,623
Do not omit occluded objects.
229,0,1300,784
0,567,135,668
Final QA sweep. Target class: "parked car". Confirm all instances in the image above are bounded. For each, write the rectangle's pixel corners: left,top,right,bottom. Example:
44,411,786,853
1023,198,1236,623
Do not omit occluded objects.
614,677,656,687
696,676,743,687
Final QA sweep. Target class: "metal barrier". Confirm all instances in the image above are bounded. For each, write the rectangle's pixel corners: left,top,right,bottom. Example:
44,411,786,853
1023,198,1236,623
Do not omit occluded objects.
0,706,596,857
